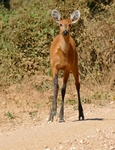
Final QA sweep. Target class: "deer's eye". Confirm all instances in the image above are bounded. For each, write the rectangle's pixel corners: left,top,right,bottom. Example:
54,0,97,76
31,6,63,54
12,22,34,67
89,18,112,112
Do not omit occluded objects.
68,24,71,27
60,24,62,27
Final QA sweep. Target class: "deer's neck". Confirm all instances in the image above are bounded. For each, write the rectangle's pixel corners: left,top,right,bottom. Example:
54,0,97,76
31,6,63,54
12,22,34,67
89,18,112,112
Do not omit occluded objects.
59,34,70,53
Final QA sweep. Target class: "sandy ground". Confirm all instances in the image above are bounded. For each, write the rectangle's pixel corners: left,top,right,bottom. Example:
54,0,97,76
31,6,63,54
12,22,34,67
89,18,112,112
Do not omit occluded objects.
0,75,115,150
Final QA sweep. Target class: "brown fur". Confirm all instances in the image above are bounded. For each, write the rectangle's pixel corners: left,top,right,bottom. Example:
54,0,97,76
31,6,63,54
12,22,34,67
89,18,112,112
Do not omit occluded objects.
49,14,84,122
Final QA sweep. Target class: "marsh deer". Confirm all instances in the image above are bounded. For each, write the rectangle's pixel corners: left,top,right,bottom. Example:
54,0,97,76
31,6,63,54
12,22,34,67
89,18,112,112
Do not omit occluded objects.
49,9,84,122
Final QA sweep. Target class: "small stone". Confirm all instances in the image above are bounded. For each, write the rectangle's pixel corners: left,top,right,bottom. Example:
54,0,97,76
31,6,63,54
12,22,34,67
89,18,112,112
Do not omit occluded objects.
58,145,63,149
70,145,76,150
45,146,50,150
80,140,83,144
46,117,49,121
96,129,101,133
110,101,113,104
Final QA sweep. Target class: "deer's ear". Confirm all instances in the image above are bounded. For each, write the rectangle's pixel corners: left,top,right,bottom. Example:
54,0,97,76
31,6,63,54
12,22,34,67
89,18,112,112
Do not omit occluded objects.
70,10,80,24
51,9,61,23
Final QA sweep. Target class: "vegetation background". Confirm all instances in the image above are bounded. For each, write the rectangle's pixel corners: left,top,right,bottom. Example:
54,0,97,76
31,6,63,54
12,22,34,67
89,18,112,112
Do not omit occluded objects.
0,0,115,136
0,1,115,149
0,0,115,89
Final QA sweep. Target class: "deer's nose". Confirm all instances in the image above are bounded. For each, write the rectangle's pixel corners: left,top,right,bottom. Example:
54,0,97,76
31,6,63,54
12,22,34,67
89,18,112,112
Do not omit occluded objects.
63,30,68,36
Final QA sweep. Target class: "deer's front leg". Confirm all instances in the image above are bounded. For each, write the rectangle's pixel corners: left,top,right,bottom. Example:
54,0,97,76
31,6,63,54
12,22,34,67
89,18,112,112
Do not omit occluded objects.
48,74,59,122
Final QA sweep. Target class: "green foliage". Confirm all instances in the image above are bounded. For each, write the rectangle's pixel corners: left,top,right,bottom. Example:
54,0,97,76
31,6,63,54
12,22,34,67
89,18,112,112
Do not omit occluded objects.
91,91,112,105
0,0,114,88
35,103,40,109
4,111,15,119
29,111,38,118
65,99,77,105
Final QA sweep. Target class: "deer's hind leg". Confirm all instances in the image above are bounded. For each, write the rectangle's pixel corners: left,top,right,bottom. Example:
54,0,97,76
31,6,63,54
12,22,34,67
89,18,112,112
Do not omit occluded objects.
59,70,70,122
72,68,84,120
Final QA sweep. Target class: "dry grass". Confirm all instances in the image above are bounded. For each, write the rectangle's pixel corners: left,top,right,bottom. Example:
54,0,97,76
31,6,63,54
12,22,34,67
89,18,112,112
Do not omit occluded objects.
0,0,114,90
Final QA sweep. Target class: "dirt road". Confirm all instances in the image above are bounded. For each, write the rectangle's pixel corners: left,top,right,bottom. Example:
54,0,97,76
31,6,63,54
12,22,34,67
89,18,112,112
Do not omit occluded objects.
0,76,115,150
0,103,115,150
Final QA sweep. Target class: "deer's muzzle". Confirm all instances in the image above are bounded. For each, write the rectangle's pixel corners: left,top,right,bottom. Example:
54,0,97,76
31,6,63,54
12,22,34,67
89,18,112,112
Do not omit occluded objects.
63,30,68,36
